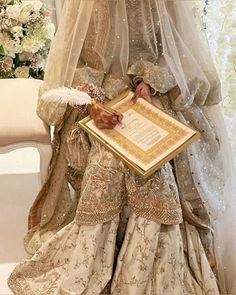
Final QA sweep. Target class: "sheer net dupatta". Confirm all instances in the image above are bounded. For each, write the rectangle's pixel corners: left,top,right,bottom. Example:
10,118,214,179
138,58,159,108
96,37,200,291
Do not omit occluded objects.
26,0,96,251
30,1,234,293
156,1,234,293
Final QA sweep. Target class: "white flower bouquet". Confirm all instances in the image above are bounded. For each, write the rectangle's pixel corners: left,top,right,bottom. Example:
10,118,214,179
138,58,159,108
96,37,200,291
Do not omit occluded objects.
0,0,55,79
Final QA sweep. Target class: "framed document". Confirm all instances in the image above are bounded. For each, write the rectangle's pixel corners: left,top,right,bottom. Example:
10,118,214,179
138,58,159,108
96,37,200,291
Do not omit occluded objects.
79,91,200,178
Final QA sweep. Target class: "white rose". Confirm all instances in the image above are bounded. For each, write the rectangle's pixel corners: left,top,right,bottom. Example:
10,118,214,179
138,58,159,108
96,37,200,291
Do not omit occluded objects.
14,66,30,78
18,5,33,24
2,56,13,71
21,0,43,12
22,37,43,53
4,39,22,58
6,5,21,19
18,12,30,24
0,31,10,44
34,0,44,11
18,51,33,61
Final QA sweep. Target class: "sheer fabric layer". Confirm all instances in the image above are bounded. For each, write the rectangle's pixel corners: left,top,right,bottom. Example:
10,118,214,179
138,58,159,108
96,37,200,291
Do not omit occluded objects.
16,0,234,294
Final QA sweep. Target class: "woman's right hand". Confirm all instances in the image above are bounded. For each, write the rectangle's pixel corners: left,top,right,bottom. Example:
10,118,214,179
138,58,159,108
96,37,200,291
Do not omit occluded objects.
88,103,123,129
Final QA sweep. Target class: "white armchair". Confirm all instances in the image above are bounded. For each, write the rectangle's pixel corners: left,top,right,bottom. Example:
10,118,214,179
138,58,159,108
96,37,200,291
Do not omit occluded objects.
0,78,52,185
0,78,52,294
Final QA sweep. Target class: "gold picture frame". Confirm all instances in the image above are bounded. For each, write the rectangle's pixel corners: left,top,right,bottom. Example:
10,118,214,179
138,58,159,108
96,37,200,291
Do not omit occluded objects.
79,90,200,178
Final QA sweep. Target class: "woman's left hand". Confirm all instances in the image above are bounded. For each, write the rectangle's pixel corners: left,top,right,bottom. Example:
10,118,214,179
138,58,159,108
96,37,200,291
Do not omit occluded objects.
130,81,152,104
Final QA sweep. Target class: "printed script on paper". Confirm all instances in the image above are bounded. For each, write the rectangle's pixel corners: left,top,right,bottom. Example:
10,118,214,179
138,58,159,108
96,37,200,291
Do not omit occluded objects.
80,91,199,177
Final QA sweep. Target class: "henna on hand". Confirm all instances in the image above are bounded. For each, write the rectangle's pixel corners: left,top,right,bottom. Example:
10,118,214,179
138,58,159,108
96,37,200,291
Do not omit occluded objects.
89,104,123,129
130,81,152,104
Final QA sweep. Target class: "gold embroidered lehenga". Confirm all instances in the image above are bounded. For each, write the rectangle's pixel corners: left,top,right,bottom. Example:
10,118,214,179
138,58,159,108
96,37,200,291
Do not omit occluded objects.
8,1,234,294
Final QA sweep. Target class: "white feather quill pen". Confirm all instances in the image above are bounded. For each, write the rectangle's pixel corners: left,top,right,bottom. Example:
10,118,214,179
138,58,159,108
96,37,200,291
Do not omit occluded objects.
41,87,92,107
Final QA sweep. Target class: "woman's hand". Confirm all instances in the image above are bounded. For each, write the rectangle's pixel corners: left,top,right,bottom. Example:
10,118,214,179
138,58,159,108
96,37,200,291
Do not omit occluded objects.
88,104,123,129
130,81,152,104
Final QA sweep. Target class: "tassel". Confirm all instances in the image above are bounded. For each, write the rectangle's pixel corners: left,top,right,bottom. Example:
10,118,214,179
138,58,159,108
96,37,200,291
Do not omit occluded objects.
65,122,90,172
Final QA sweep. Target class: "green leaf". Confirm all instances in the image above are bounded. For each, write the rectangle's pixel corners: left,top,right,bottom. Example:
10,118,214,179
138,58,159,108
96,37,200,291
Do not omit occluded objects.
8,0,15,5
0,45,5,56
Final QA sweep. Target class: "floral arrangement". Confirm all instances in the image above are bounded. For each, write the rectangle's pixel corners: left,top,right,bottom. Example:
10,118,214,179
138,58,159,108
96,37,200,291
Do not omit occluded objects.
199,0,236,104
199,0,236,167
0,0,55,79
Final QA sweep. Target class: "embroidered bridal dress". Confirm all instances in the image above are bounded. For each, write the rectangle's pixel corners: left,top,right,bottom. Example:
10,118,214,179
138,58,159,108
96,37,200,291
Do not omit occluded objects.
8,1,235,294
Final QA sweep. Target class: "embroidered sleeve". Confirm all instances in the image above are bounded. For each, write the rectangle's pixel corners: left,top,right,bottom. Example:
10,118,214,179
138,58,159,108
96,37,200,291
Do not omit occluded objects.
102,76,129,100
37,66,105,126
37,86,69,127
71,66,104,89
127,59,177,94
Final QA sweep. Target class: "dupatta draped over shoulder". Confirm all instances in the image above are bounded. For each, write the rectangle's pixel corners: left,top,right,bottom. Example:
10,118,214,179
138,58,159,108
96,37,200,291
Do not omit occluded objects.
23,1,234,293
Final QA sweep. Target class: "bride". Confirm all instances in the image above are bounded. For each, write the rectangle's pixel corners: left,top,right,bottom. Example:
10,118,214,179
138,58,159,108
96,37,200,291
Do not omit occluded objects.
8,0,235,294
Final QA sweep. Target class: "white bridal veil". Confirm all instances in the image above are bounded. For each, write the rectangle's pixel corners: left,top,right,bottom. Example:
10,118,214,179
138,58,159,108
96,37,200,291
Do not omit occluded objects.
40,0,235,293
